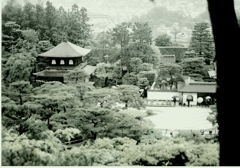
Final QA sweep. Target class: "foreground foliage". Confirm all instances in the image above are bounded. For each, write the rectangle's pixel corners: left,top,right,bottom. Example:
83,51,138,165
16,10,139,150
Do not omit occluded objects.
2,128,219,166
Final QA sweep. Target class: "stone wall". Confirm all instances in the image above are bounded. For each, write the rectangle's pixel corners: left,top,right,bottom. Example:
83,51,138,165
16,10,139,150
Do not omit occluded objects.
147,90,181,100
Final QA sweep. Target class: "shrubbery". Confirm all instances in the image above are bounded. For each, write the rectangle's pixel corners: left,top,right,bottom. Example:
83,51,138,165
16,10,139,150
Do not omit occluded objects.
2,130,219,166
146,109,154,115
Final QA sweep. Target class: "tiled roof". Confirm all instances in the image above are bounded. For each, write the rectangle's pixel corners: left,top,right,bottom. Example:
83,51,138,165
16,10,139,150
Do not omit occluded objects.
45,66,77,70
33,69,70,77
208,70,216,78
33,63,96,77
160,55,176,63
39,41,91,58
82,65,97,75
178,82,216,93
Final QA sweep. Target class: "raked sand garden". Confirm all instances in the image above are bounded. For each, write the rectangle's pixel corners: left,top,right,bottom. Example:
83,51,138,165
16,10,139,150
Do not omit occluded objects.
142,106,213,131
115,102,214,132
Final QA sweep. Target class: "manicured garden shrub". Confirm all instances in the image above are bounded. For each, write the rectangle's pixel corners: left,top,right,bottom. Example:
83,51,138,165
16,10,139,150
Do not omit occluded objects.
146,110,154,115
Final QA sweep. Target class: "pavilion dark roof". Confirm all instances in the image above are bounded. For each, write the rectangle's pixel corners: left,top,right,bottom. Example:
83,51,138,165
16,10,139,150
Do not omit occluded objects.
178,82,216,93
39,41,91,58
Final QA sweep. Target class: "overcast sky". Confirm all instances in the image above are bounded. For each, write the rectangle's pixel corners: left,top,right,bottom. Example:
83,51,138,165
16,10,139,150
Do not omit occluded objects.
1,0,239,19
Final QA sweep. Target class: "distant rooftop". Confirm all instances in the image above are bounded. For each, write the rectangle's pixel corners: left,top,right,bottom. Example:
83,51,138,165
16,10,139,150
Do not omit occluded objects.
178,82,216,93
158,47,188,62
160,55,176,63
159,46,188,48
162,55,175,57
189,82,216,85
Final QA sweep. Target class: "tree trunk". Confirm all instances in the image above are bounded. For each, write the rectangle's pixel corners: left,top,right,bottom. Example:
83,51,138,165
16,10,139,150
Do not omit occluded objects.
18,124,24,135
207,0,240,165
104,77,108,87
125,101,128,108
175,82,178,89
19,95,23,105
94,134,97,140
47,118,50,127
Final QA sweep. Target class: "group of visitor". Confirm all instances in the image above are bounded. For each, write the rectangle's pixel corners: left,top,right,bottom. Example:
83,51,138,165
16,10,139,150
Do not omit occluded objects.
172,96,215,107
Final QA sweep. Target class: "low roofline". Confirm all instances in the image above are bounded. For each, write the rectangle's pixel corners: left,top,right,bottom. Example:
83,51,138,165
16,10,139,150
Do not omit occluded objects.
189,82,216,85
158,46,188,48
37,56,83,58
38,54,88,58
178,90,216,93
178,83,216,93
162,55,175,57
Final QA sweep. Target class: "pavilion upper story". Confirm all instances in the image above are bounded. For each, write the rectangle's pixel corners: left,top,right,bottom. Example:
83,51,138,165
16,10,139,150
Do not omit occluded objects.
33,40,96,83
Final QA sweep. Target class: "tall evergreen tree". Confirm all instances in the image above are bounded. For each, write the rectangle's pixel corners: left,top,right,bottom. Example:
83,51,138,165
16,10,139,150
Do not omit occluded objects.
180,57,207,81
35,4,46,40
132,22,152,45
65,5,92,47
21,2,37,29
189,22,214,65
2,0,23,25
44,1,58,45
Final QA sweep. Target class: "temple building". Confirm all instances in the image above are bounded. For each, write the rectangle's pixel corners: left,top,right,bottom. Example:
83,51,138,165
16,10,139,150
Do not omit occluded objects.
33,40,96,83
147,76,216,106
178,81,216,105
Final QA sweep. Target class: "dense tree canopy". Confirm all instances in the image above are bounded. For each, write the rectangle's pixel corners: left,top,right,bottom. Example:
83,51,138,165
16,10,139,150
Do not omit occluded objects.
155,34,173,46
1,0,223,166
122,73,139,85
116,85,146,109
189,22,214,65
156,63,184,90
2,1,92,46
180,57,207,81
2,128,219,166
83,88,119,108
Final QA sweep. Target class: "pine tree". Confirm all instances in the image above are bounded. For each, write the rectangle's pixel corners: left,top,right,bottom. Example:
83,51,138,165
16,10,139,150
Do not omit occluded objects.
189,22,214,65
180,57,207,81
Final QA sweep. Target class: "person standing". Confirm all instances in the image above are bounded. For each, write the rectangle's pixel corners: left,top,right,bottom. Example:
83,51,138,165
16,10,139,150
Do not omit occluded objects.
173,97,177,106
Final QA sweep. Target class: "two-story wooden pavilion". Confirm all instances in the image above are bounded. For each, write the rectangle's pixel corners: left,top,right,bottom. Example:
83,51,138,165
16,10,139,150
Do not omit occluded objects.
33,40,96,83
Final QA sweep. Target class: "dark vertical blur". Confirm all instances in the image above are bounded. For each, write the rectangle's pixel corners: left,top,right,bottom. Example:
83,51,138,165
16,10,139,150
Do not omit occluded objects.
207,0,240,166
